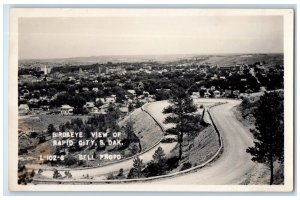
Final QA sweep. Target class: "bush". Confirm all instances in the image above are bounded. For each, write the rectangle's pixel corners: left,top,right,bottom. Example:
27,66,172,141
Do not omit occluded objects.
38,135,46,144
64,156,78,166
53,169,62,179
165,156,179,171
64,171,73,179
19,149,28,155
180,162,192,171
127,168,135,179
30,131,38,138
18,164,35,185
78,160,86,166
116,168,125,179
108,168,125,180
38,169,43,174
143,161,168,178
127,156,145,179
107,173,115,180
131,144,139,155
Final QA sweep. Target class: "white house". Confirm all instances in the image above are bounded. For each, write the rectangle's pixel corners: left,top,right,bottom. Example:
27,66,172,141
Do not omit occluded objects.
40,65,52,75
19,104,30,115
61,105,74,115
28,98,39,104
224,89,232,97
204,92,211,98
143,91,149,97
127,90,136,95
192,92,199,98
100,96,116,105
84,102,95,112
119,106,129,113
90,107,101,115
92,87,99,92
99,104,109,114
82,87,89,92
233,90,240,97
213,90,221,98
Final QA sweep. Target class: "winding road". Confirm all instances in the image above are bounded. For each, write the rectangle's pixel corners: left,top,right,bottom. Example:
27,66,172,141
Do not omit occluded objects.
144,99,257,184
34,98,259,184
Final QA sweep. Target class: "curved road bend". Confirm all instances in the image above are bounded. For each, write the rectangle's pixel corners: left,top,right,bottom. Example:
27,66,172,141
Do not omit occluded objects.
35,99,257,184
141,99,256,185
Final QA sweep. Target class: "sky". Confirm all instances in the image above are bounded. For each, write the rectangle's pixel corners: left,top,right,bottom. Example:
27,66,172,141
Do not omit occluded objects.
18,15,283,59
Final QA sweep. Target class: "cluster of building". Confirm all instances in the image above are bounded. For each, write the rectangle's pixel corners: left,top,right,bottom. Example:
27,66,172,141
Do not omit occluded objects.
59,89,156,116
18,57,281,116
192,85,241,99
19,87,156,116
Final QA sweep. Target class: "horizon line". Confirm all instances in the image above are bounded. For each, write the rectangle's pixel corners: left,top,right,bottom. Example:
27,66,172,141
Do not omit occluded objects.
19,52,284,61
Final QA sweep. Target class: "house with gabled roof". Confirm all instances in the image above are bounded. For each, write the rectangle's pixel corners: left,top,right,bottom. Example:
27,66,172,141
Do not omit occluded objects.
61,105,74,115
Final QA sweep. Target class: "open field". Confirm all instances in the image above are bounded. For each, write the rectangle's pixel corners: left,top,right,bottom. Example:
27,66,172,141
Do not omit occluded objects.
19,114,90,132
203,54,283,67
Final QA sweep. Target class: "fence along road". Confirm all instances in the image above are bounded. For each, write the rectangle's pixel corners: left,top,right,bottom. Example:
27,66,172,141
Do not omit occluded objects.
141,99,256,185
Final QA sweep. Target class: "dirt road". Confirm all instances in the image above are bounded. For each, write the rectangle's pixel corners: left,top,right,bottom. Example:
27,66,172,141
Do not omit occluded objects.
143,99,257,184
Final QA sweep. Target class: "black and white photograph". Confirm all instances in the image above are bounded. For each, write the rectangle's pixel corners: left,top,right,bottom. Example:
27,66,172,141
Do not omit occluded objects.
8,8,294,192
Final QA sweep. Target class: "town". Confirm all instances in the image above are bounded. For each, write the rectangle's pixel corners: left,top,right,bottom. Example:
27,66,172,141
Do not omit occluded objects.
18,54,283,118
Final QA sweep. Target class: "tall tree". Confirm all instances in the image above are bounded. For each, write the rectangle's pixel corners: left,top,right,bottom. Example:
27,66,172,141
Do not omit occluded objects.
127,156,145,179
143,147,168,177
246,91,284,185
47,124,56,135
124,120,140,143
163,87,202,160
132,156,144,178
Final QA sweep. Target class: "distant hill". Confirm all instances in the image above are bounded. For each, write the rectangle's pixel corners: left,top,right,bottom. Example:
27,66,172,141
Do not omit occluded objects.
19,53,283,67
204,53,283,67
19,54,199,66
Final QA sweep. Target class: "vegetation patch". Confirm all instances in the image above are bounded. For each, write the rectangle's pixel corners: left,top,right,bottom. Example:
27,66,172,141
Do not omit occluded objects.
19,114,90,132
168,125,219,173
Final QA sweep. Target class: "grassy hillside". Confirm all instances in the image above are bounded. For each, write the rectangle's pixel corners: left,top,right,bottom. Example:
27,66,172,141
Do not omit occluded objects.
119,108,163,151
204,54,283,67
19,114,90,132
169,125,220,172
